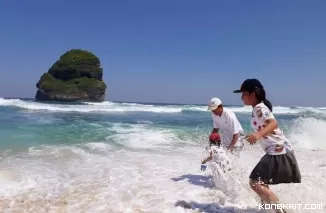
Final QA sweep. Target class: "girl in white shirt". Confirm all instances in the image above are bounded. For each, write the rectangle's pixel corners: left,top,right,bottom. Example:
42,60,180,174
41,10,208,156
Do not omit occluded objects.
233,79,301,213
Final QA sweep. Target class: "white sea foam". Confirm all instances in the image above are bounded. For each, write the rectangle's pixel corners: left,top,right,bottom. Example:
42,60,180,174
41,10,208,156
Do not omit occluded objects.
0,143,324,213
1,97,326,115
0,97,326,212
0,98,181,113
288,117,326,149
107,123,184,149
0,118,325,212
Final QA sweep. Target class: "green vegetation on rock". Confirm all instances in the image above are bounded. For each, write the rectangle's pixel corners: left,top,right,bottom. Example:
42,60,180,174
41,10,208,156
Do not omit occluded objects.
35,49,107,102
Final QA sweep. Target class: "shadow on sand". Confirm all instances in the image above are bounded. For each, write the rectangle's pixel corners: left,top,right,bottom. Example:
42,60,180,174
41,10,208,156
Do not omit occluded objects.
174,200,262,213
171,174,215,189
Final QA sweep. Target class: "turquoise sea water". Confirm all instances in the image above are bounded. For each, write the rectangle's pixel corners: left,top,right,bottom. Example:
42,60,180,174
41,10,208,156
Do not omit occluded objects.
0,97,325,212
1,98,325,150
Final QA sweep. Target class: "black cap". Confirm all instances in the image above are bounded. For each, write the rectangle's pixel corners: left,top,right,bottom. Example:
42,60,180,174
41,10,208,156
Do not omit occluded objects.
233,79,263,93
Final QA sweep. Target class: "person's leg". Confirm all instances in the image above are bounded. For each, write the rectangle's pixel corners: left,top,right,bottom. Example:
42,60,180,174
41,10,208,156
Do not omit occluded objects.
249,154,288,213
249,180,278,203
249,180,287,213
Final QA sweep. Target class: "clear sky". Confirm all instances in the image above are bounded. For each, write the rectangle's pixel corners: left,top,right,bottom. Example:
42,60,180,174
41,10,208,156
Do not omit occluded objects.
0,0,325,106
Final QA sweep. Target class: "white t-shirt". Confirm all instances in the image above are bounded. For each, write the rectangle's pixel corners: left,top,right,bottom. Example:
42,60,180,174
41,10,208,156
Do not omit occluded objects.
250,102,293,155
210,145,232,172
212,108,244,147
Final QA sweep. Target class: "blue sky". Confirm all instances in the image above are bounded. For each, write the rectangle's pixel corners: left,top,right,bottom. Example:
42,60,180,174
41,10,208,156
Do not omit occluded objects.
0,0,325,106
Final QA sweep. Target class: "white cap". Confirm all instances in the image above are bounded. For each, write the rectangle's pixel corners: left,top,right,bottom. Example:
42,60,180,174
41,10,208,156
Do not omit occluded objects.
207,97,222,111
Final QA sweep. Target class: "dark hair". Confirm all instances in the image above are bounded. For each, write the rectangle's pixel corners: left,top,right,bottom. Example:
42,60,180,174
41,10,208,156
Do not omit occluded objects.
210,141,221,147
209,136,221,147
253,88,273,111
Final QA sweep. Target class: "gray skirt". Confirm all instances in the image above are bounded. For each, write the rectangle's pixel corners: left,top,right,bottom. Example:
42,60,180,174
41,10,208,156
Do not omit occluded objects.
249,150,301,185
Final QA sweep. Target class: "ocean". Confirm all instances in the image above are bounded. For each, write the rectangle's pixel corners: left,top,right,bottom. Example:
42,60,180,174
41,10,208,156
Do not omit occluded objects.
0,97,325,213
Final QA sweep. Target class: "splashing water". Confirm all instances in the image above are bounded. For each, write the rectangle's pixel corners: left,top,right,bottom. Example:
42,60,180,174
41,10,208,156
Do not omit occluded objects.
0,98,325,212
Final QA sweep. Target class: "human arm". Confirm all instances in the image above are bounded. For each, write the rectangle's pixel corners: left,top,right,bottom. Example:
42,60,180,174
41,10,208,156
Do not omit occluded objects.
227,113,241,149
211,113,219,134
202,152,213,164
211,114,219,136
228,133,239,150
256,119,278,138
246,107,278,144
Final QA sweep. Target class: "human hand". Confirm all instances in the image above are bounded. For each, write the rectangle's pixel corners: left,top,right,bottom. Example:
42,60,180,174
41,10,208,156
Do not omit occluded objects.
245,132,262,145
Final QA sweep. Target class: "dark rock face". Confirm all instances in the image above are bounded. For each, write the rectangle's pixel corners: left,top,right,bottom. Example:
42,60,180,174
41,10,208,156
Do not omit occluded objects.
35,49,107,102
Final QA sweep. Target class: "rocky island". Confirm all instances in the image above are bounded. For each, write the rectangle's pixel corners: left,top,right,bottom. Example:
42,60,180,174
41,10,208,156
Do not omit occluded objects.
35,49,107,102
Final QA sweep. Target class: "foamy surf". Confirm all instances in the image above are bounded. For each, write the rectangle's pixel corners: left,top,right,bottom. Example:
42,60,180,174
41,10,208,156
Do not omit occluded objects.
1,97,326,115
0,145,324,213
0,97,325,213
0,98,182,113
